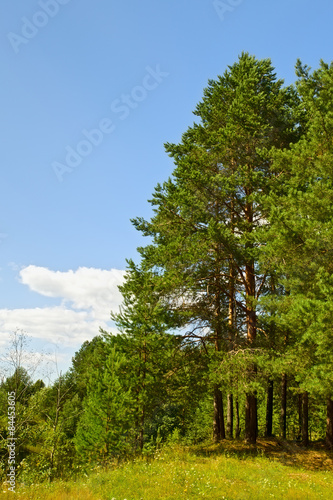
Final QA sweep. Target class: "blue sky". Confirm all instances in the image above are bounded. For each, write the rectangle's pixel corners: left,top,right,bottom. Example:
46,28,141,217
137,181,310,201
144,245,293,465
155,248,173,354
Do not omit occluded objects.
0,0,332,380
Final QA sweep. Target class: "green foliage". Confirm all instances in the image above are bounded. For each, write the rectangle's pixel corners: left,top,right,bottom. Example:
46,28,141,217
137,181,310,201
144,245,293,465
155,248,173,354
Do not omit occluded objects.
74,345,134,464
12,443,333,500
262,59,333,401
3,54,333,486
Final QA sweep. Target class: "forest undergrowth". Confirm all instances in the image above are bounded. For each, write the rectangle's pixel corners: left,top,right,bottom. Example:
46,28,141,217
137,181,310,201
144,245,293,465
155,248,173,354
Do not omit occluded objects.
4,439,333,500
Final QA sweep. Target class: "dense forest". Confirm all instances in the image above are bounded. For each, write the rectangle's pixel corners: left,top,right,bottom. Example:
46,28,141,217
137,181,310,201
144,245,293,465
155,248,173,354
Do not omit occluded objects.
1,53,333,484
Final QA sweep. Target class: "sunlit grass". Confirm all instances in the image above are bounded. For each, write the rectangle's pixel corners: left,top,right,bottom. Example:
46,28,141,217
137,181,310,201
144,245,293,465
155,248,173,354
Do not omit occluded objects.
2,439,333,499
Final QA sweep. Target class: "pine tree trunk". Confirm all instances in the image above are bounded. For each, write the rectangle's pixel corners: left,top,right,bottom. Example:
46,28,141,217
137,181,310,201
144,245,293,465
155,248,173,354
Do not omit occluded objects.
244,198,257,444
228,252,236,347
265,379,274,437
245,357,257,444
235,398,240,438
326,399,333,450
213,386,225,441
212,257,225,443
245,393,257,444
245,199,256,343
227,393,233,439
227,253,235,442
280,374,287,439
244,312,257,442
302,392,309,447
245,257,256,344
297,393,302,441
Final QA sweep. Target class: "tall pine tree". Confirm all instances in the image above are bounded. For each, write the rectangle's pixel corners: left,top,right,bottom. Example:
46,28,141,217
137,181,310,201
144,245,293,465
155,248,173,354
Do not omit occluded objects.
263,59,333,448
133,53,299,443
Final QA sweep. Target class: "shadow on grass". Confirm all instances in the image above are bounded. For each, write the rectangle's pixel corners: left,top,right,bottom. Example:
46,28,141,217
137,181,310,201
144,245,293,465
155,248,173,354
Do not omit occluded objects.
189,437,333,471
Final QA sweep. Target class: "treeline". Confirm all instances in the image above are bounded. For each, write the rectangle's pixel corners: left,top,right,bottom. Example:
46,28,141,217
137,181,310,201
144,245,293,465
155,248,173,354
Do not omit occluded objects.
1,53,333,483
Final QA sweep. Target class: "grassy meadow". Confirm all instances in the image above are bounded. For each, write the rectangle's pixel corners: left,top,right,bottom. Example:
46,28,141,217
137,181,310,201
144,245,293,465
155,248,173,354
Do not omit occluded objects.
2,439,333,499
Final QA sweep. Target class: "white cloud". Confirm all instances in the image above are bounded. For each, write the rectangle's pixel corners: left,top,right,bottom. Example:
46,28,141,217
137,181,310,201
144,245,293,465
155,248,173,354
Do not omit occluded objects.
0,306,109,347
0,266,125,378
19,266,125,321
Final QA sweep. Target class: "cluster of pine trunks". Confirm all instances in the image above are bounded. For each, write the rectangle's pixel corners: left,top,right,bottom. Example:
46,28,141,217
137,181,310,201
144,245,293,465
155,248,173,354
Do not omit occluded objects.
213,380,333,448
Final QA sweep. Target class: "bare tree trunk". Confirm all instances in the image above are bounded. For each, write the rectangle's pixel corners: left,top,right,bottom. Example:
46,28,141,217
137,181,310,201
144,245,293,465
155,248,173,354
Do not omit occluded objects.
227,394,233,439
265,379,274,437
326,399,333,450
302,392,309,447
226,249,235,441
228,252,236,347
297,393,302,441
280,374,287,439
245,393,257,444
235,398,240,438
245,199,256,344
244,197,257,444
245,341,257,444
245,258,256,344
212,260,225,442
244,317,257,443
213,386,225,441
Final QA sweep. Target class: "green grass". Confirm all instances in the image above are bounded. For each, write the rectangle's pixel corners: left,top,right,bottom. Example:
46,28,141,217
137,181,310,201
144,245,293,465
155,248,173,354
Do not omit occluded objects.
2,440,333,499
